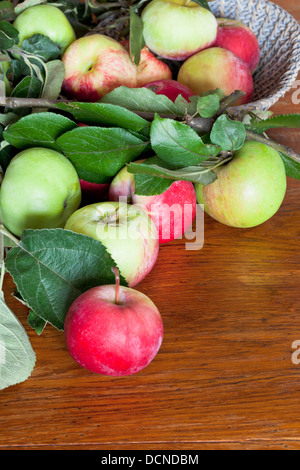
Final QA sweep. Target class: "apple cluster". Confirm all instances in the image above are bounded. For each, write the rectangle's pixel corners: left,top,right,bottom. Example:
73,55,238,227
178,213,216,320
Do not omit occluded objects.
0,2,287,378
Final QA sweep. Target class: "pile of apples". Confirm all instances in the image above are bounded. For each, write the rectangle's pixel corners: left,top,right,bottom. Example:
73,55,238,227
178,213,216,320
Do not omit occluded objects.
1,2,286,378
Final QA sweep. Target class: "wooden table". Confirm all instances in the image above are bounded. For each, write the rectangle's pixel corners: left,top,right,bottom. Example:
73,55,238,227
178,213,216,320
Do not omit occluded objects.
1,0,300,451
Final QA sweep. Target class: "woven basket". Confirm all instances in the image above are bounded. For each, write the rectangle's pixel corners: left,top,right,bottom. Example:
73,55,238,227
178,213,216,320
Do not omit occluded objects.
209,0,300,113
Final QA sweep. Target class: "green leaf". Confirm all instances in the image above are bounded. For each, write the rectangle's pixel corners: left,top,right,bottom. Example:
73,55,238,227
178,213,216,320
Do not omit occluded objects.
9,75,43,116
0,1,15,21
279,151,300,181
56,101,150,136
210,114,246,151
21,34,62,62
38,60,65,102
27,310,46,335
150,114,220,168
3,112,77,150
197,93,220,118
129,7,145,65
192,0,211,11
0,20,19,50
5,229,128,331
101,86,180,115
0,293,36,390
133,156,175,196
128,160,218,185
248,113,300,134
56,126,149,182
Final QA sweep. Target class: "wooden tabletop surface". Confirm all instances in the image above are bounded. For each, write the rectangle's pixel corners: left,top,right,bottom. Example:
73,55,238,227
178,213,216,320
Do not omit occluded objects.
1,0,300,451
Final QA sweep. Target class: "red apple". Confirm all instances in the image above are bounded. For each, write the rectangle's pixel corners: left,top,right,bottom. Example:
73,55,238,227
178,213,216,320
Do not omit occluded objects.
214,18,260,73
79,180,110,203
62,34,137,102
64,270,163,376
109,165,197,244
122,40,172,87
143,79,195,102
178,47,254,106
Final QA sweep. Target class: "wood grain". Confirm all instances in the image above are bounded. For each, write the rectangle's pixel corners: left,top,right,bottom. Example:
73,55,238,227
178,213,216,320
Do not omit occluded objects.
1,0,300,451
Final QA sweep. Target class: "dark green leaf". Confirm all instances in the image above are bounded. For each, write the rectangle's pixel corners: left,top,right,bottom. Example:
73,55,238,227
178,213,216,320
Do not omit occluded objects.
56,126,149,182
248,113,300,134
150,114,220,167
280,151,300,181
0,1,15,21
9,75,43,116
27,311,47,335
192,0,211,11
128,160,217,185
21,34,62,61
197,93,220,118
210,114,246,151
133,156,175,196
3,112,77,150
0,20,19,50
5,228,128,331
129,7,145,66
56,101,150,136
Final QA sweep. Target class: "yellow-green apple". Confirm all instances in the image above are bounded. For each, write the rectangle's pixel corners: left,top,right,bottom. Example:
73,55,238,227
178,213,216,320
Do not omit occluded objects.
13,4,76,54
109,165,197,243
64,202,159,287
64,277,163,376
143,79,195,102
122,39,172,86
214,18,260,73
141,0,218,60
195,141,287,228
62,34,137,102
0,147,81,237
178,47,254,105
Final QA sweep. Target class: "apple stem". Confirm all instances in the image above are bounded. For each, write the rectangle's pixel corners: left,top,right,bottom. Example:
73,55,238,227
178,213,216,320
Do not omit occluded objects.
184,0,191,5
111,266,120,305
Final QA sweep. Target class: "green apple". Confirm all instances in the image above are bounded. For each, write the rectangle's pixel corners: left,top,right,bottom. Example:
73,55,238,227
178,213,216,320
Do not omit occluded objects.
141,0,218,60
0,147,81,237
65,202,159,287
195,141,287,228
13,4,76,54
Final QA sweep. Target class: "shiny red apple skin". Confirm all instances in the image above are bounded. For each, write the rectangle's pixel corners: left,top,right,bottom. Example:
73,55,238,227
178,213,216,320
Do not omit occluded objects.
62,34,137,102
109,166,197,244
143,79,195,102
214,18,260,73
79,180,110,203
64,285,164,376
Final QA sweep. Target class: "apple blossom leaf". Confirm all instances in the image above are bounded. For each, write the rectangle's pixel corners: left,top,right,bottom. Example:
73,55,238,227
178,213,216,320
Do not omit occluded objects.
129,7,145,66
0,292,36,390
21,34,62,62
3,112,77,150
131,156,175,196
56,126,149,182
56,101,151,136
128,160,217,185
8,75,43,116
5,228,128,331
0,1,15,21
150,114,220,168
210,114,246,152
247,113,300,135
0,20,19,50
279,152,300,181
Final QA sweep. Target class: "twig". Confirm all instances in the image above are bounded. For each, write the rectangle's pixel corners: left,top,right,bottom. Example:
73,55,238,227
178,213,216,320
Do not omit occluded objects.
246,129,300,163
